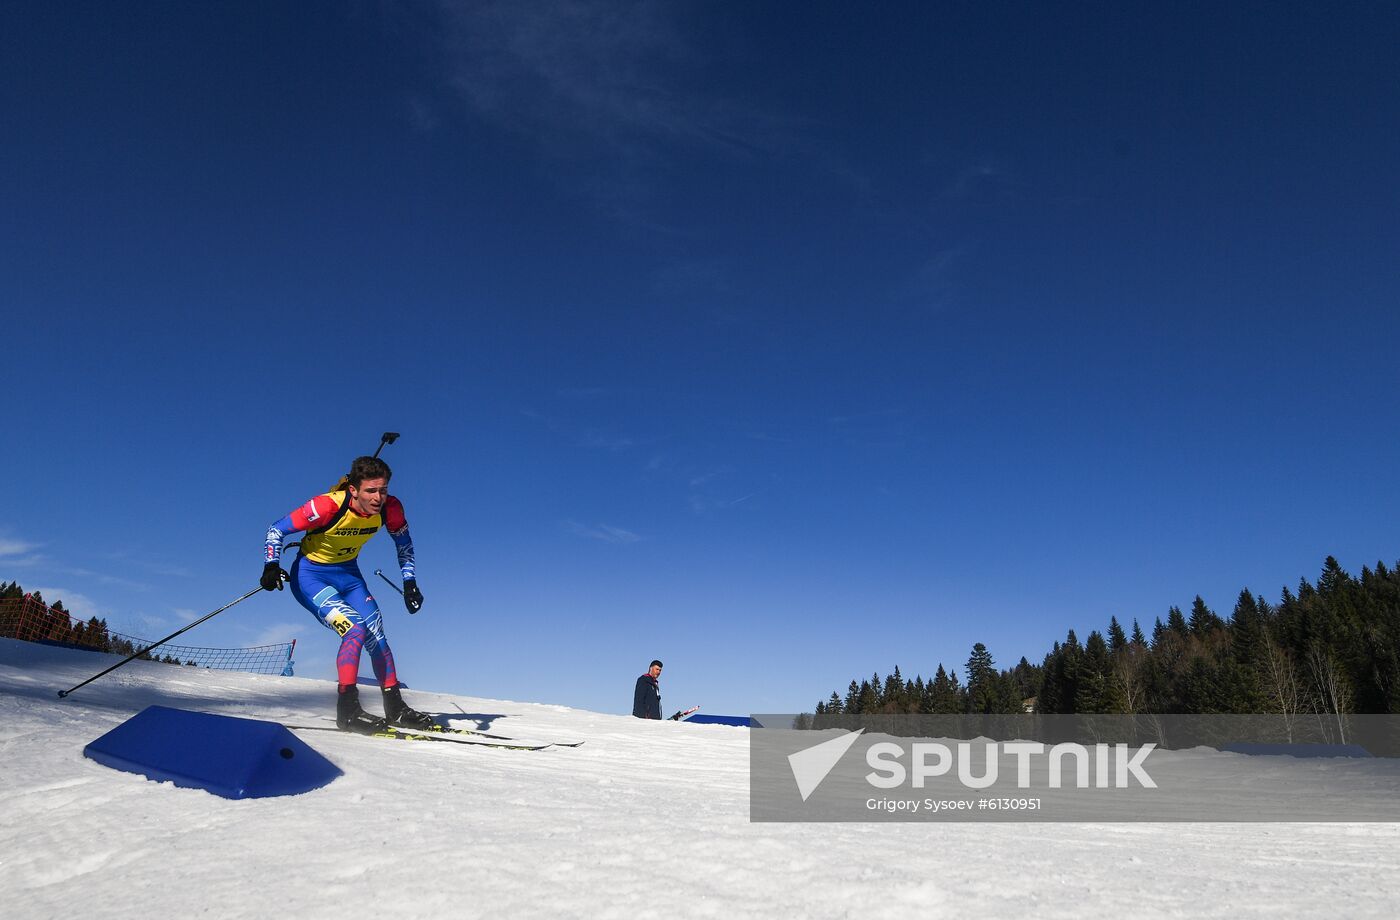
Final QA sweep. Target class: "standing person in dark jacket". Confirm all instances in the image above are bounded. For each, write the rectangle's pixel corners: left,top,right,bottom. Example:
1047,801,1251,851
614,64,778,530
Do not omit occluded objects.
633,660,662,719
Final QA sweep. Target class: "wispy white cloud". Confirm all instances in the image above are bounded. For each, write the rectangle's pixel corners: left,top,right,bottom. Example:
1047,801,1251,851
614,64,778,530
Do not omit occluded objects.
97,551,196,578
687,492,759,516
127,611,177,635
943,159,1017,201
524,406,648,454
436,1,780,155
246,621,309,648
28,587,106,621
581,430,637,452
823,407,912,452
827,407,906,427
0,535,39,558
293,651,331,680
647,257,755,328
564,520,644,544
140,562,195,578
41,566,152,592
651,258,733,298
745,431,794,444
2,540,155,590
893,247,967,312
427,1,812,223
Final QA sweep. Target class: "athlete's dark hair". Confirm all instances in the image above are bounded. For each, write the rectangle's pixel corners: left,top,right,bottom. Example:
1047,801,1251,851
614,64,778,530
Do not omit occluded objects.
346,455,392,488
650,660,664,669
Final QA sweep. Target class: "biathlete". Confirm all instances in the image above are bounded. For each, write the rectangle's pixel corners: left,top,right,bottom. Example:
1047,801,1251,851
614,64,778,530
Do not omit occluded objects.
261,455,434,732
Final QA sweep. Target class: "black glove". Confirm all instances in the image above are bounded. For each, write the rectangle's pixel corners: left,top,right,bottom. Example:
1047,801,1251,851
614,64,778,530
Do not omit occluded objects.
261,561,287,591
403,579,423,614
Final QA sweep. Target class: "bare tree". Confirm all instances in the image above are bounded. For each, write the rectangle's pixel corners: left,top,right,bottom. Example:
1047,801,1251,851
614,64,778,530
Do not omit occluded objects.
1262,638,1305,742
1307,645,1353,744
1111,644,1148,715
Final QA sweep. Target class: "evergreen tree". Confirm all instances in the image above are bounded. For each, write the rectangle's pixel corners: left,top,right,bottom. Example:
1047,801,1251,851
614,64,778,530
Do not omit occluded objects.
965,643,998,714
1151,617,1167,647
1010,656,1040,703
1188,596,1224,635
1037,645,1064,714
807,554,1400,720
1075,631,1114,713
1227,589,1268,711
929,665,961,714
1107,616,1128,654
882,666,907,713
910,676,926,714
1058,631,1085,714
1317,556,1349,597
947,669,965,713
1131,619,1147,646
856,679,879,714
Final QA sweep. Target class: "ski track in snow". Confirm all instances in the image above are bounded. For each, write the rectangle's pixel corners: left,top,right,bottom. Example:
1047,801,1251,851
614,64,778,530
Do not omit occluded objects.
2,639,1399,919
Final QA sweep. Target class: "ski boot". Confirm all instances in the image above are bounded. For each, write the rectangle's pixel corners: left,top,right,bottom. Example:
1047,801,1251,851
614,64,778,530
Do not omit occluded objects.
336,685,390,734
382,683,438,731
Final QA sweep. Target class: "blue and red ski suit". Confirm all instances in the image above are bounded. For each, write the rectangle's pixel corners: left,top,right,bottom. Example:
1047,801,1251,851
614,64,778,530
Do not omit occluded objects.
265,490,416,689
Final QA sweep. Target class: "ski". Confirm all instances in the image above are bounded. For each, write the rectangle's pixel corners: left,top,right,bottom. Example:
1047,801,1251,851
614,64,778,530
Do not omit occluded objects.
669,705,700,721
286,724,554,750
435,720,586,747
445,704,585,746
299,716,582,748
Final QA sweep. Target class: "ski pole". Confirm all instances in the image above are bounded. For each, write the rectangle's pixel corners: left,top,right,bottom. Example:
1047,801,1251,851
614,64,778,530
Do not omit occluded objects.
374,569,419,615
331,432,401,491
372,432,400,459
57,584,266,699
374,569,403,596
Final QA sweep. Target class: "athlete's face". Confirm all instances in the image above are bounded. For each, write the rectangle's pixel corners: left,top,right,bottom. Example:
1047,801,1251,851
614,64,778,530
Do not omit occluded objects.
348,477,389,515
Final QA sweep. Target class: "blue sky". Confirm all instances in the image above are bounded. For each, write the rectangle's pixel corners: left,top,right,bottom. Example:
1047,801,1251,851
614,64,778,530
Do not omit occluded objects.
5,1,1399,716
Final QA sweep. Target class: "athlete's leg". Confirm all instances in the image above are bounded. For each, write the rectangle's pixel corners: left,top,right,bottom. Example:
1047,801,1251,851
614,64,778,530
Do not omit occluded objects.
337,580,399,689
288,557,388,731
330,570,435,728
290,557,389,687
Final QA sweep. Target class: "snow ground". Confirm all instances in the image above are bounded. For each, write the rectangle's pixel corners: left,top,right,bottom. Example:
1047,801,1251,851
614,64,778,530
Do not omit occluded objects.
3,638,1399,920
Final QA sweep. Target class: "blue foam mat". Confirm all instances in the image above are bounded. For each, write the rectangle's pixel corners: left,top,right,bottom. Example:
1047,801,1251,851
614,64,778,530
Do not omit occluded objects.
684,713,753,727
83,705,343,799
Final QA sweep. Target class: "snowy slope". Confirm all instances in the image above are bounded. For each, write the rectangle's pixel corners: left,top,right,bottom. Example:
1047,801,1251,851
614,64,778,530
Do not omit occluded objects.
3,638,1400,920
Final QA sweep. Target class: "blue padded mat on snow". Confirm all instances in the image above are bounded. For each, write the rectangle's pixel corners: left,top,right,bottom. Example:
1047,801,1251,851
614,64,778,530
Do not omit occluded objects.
83,705,342,798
